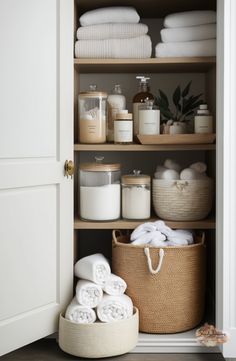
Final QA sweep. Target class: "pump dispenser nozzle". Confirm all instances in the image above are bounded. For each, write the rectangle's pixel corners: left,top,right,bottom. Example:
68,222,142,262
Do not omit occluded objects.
136,76,150,84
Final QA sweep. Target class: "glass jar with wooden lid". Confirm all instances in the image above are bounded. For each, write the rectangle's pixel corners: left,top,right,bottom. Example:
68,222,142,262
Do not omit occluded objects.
114,112,133,144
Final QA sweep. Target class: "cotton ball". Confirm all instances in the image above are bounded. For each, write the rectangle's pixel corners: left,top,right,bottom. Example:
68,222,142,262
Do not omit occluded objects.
190,162,207,174
180,168,205,180
162,169,180,180
164,159,181,172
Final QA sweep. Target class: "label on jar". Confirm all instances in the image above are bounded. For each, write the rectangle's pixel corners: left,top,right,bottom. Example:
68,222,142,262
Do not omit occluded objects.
139,109,160,135
133,102,142,136
79,117,106,143
114,120,133,143
194,115,213,133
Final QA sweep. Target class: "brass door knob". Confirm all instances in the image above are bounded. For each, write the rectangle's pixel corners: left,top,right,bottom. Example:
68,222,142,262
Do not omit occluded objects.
64,160,74,178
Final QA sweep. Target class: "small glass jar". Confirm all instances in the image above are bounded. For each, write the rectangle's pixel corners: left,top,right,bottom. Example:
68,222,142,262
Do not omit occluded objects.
79,85,107,144
138,100,160,135
79,157,121,221
122,170,151,220
194,103,213,134
114,112,133,144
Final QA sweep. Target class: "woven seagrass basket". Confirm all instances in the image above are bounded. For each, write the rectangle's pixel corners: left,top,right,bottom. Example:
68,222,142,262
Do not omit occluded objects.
152,178,213,221
112,230,206,334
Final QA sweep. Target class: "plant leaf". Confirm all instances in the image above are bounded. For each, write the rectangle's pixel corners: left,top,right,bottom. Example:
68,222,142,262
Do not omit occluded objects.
182,81,192,97
182,94,203,114
172,85,181,107
158,89,169,108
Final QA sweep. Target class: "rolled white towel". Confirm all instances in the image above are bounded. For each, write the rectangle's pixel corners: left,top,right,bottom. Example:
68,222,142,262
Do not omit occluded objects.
167,238,189,246
97,294,133,323
79,7,140,27
132,230,166,246
190,162,207,174
161,24,216,43
77,23,148,40
74,253,111,285
164,159,181,172
164,10,217,28
155,39,216,58
150,232,168,247
75,279,103,308
172,229,194,244
161,169,180,180
103,274,127,296
65,297,96,324
154,166,167,179
180,168,206,180
130,222,156,242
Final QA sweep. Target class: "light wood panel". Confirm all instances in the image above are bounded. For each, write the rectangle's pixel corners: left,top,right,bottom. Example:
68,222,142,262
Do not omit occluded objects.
74,216,216,230
74,143,216,151
74,57,216,74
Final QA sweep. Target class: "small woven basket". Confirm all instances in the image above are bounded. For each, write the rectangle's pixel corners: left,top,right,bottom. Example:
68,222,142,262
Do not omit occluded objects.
152,178,213,221
112,230,206,334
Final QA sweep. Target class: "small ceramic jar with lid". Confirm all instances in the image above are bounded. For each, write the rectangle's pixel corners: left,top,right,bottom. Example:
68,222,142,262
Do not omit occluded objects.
114,112,133,144
138,100,160,135
79,157,121,221
122,170,151,220
194,103,213,134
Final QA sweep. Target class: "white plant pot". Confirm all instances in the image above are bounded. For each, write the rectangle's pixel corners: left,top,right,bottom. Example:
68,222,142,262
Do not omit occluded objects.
169,122,187,135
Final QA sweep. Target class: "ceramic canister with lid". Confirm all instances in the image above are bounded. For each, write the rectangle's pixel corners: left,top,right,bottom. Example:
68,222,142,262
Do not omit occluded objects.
122,170,151,220
79,85,107,144
114,112,133,144
194,103,213,134
138,100,160,135
79,157,121,221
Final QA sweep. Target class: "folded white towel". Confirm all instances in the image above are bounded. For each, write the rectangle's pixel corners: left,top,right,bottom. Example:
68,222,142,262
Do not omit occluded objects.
131,222,156,242
77,23,148,40
155,39,216,58
79,7,140,27
190,162,207,174
65,297,96,324
164,159,181,172
75,36,152,59
103,274,127,296
74,253,111,285
97,294,133,323
161,24,216,43
164,11,216,28
75,279,103,308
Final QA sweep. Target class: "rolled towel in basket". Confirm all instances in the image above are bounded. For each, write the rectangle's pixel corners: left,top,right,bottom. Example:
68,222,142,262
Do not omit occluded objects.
130,222,157,242
65,297,96,324
97,294,133,323
75,279,103,308
163,10,216,28
74,253,111,285
103,274,127,296
79,7,140,27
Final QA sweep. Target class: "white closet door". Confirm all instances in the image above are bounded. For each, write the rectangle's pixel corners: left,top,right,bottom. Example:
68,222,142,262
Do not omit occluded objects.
217,0,236,358
0,0,73,356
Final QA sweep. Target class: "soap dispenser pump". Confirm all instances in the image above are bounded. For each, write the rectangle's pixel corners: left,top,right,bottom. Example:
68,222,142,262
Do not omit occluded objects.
133,76,154,136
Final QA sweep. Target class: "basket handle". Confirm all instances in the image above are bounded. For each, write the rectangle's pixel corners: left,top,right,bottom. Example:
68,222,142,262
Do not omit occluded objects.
112,230,123,244
144,248,165,275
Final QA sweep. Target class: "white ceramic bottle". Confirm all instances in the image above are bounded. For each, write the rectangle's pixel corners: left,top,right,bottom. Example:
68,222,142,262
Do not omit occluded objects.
107,84,126,142
194,104,213,134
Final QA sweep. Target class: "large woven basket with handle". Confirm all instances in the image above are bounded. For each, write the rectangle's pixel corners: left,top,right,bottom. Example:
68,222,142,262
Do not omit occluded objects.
112,230,206,334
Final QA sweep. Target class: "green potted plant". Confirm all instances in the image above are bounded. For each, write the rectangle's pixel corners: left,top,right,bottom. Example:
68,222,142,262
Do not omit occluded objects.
156,81,203,134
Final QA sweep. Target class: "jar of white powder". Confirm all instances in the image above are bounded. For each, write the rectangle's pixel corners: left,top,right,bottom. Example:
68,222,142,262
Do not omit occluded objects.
122,170,151,220
79,157,121,221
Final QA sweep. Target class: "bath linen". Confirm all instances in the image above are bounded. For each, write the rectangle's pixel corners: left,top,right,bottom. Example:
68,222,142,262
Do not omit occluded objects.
74,253,111,285
164,159,181,172
160,169,180,180
75,35,152,59
190,162,207,173
180,168,207,180
79,7,140,27
103,274,127,296
75,279,103,308
164,11,216,28
130,222,157,241
132,230,166,245
77,23,148,40
155,39,216,58
161,24,216,43
65,297,96,324
97,294,133,323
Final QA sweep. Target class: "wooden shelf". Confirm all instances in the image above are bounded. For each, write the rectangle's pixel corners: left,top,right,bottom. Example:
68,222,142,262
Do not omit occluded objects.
74,216,215,230
74,143,216,152
74,57,216,74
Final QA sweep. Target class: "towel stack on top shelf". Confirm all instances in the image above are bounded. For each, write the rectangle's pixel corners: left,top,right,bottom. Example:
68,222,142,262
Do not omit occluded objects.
155,10,217,58
75,7,152,59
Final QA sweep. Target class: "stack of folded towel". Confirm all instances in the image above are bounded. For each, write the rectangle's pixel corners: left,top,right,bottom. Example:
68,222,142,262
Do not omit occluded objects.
65,253,133,324
154,159,209,180
131,220,194,247
75,7,152,58
156,10,216,57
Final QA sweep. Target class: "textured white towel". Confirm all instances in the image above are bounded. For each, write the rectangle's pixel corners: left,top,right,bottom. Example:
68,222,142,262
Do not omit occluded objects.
79,7,140,27
103,274,127,296
77,23,148,40
65,297,96,324
75,36,152,59
164,11,216,28
161,24,216,43
75,280,103,308
130,222,156,242
74,253,111,285
97,294,133,323
155,39,216,58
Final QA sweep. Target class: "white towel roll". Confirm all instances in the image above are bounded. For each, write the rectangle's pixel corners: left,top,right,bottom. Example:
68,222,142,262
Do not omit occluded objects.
164,159,181,172
161,24,216,43
97,294,133,323
161,169,180,180
180,168,206,180
79,7,140,27
130,222,156,242
190,162,207,174
164,11,216,28
74,253,111,285
103,274,127,296
155,39,216,58
75,279,103,308
65,297,96,324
